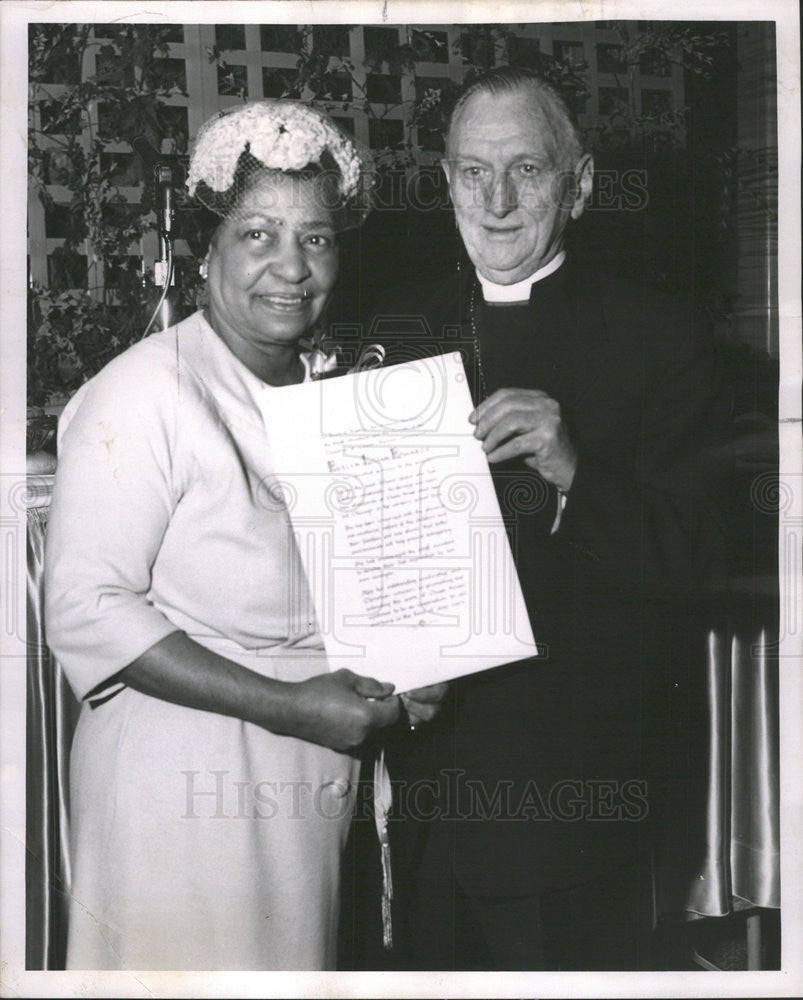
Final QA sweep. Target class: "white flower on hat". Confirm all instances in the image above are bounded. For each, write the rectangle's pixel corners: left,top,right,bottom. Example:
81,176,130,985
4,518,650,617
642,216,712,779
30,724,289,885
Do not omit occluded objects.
187,101,363,202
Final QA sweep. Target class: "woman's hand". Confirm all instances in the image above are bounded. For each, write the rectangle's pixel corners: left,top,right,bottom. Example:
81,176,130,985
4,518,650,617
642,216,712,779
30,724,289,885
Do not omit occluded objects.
283,668,400,752
400,682,450,728
120,636,399,753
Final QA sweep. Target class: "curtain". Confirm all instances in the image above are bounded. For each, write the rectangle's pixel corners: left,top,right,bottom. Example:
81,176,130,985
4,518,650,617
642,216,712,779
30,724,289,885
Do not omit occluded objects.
654,597,780,921
26,482,81,971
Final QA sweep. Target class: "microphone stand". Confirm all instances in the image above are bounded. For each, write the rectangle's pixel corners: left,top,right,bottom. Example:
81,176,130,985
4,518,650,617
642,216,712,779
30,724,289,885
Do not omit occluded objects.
152,162,175,332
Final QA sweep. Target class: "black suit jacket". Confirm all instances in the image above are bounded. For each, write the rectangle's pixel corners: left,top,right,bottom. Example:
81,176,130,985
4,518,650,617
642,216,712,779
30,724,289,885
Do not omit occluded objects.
361,260,731,896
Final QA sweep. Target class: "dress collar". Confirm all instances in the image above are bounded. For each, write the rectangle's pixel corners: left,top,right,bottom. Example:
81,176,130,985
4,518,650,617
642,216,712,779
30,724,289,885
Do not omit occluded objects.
477,251,566,303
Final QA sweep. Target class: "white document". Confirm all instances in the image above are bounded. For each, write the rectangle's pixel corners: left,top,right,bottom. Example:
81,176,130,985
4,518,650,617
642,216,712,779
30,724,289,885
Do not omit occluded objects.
258,352,538,693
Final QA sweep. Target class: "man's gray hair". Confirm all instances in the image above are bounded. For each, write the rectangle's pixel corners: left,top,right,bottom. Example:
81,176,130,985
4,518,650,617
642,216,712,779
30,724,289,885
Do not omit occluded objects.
445,66,584,170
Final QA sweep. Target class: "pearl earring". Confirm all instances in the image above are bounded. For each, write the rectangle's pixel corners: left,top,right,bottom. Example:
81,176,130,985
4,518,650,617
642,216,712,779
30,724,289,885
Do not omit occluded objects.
199,260,209,280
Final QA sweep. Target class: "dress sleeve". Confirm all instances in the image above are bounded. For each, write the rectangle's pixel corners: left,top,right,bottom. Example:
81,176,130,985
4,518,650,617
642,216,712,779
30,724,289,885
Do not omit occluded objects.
44,346,183,701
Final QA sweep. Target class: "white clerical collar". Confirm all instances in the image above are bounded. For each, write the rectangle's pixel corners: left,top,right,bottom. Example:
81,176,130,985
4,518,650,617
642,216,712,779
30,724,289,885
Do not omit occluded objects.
477,251,566,303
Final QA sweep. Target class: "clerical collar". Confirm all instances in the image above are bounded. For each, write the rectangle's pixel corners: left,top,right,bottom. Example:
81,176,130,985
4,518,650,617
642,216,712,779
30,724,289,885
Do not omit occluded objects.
477,251,566,303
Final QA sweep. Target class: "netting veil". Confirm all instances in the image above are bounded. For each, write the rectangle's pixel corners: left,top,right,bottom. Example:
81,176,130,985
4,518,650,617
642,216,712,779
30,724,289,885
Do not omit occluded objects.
187,100,374,230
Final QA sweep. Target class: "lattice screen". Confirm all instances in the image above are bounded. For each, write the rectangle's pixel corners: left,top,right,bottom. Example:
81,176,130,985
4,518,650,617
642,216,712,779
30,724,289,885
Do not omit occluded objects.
28,22,682,296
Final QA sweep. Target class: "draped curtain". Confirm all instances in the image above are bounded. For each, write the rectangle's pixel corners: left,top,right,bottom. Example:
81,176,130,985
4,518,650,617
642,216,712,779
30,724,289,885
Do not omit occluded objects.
653,611,780,922
26,480,80,971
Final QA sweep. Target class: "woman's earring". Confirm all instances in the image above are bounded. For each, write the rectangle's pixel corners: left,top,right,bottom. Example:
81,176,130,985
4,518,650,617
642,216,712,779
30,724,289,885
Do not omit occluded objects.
199,259,209,280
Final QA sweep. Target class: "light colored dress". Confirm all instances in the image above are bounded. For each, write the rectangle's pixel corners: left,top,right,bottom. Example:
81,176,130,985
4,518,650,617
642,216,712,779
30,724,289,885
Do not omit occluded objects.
44,310,361,970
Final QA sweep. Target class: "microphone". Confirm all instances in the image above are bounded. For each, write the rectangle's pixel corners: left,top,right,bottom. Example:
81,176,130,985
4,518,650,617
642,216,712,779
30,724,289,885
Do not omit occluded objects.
131,134,164,170
155,165,174,239
131,135,174,237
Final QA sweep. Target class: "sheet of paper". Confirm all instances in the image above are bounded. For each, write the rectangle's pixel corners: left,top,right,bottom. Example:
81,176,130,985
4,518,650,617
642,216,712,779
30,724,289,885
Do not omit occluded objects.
257,352,538,692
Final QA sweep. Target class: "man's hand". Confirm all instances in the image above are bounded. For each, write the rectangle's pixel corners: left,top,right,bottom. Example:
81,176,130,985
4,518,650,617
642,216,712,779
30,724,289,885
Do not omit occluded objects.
470,388,577,492
400,682,450,728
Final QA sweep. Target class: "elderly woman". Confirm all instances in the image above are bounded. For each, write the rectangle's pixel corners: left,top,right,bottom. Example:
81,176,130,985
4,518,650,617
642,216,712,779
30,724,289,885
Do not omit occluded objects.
44,101,442,971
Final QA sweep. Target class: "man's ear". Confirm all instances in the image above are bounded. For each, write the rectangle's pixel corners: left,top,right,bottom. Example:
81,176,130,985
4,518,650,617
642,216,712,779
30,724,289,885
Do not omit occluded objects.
440,157,453,194
570,153,594,220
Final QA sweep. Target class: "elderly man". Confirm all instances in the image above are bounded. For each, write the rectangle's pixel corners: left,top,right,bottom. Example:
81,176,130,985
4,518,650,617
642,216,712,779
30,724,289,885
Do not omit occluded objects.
360,67,729,970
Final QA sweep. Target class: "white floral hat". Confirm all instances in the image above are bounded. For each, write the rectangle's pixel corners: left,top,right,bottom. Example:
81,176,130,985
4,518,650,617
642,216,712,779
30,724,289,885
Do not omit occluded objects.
187,100,373,227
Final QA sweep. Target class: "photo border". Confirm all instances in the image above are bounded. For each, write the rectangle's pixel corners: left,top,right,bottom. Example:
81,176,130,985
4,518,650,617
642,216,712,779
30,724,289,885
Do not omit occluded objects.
2,1,800,996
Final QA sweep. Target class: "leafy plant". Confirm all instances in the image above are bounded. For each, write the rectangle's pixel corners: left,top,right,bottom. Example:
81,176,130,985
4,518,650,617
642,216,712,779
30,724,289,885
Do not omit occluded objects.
586,21,732,151
28,23,203,407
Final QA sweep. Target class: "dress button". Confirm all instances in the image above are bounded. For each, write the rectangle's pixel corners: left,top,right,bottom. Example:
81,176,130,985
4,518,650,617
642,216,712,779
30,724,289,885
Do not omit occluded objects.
327,779,351,799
